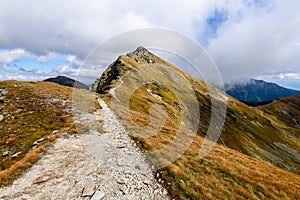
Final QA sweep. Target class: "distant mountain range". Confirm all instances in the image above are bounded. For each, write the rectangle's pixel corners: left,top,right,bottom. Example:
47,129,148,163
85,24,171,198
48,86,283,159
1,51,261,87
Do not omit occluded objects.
225,79,300,105
43,76,88,90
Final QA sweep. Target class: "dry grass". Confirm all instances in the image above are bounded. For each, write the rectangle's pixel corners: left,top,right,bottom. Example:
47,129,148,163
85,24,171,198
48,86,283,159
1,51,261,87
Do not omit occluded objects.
6,137,15,146
111,100,300,199
98,51,300,199
0,81,72,172
0,147,46,186
0,80,103,187
0,81,94,186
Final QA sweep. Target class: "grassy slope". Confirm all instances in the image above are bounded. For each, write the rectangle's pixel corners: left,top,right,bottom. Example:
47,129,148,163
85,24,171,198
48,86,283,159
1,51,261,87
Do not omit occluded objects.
0,81,77,186
97,48,300,199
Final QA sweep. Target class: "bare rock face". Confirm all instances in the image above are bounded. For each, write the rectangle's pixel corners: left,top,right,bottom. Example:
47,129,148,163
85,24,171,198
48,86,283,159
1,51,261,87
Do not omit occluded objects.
94,57,126,94
94,47,156,94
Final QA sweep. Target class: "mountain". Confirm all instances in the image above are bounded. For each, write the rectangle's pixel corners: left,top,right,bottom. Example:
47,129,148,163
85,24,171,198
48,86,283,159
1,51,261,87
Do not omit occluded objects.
44,76,89,90
94,47,300,199
225,79,300,103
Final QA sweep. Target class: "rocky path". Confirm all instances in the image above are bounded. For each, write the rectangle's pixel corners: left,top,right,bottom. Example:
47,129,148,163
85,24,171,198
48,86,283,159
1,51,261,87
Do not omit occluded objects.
0,99,169,200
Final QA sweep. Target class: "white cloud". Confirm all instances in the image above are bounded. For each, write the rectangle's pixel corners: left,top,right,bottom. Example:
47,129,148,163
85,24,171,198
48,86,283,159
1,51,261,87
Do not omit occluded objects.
52,65,77,74
0,48,33,64
5,74,27,80
0,0,299,88
65,54,82,67
36,52,58,63
117,11,153,30
206,0,300,82
258,72,300,80
255,72,300,90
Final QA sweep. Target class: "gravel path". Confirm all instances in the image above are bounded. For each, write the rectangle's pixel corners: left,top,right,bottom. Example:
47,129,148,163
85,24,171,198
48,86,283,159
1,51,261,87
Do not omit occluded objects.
0,99,169,200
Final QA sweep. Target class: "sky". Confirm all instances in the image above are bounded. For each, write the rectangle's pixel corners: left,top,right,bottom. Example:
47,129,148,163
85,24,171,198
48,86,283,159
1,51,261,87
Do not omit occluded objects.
0,0,299,89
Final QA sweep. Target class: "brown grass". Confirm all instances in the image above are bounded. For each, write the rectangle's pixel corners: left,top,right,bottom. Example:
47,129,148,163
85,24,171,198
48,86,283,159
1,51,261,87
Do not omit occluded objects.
99,53,300,199
107,96,300,199
6,137,16,146
0,80,94,186
0,147,46,186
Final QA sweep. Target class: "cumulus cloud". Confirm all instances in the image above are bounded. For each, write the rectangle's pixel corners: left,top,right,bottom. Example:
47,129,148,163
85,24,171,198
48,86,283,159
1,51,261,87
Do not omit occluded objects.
0,0,299,88
0,48,33,64
206,0,300,82
36,52,58,63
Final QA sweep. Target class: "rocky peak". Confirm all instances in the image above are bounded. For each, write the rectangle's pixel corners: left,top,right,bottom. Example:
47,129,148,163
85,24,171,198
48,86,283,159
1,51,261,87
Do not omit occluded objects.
126,46,155,64
127,46,149,56
135,46,149,53
94,47,157,94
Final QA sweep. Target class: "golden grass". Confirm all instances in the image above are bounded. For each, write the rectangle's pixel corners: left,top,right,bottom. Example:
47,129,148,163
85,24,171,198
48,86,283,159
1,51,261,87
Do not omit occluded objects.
0,80,104,187
113,99,300,199
98,51,300,199
0,81,70,172
177,140,299,199
0,80,100,186
0,147,46,186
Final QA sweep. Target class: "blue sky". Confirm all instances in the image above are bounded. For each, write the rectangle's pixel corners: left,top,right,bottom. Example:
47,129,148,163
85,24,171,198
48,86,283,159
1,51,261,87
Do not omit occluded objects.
0,0,299,89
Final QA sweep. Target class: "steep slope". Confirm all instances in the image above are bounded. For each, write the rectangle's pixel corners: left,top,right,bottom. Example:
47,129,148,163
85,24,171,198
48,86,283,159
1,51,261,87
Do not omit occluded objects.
0,81,75,185
94,47,300,199
225,79,300,103
44,75,89,90
260,95,300,136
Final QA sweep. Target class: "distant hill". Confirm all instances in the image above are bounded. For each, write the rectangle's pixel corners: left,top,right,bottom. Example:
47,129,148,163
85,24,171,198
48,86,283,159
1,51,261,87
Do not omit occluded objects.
44,76,88,90
225,79,300,103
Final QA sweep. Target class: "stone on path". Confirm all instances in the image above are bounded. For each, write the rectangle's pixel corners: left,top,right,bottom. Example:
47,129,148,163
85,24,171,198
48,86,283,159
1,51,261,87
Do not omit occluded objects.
82,183,96,197
90,190,105,200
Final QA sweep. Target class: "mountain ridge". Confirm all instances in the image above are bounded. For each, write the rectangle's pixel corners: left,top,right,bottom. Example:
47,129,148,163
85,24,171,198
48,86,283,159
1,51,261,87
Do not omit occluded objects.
225,78,300,103
93,47,300,199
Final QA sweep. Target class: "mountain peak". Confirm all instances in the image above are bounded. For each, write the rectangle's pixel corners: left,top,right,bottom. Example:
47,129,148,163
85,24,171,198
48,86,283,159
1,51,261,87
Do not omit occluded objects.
93,47,157,93
135,46,149,53
127,46,150,57
125,46,156,65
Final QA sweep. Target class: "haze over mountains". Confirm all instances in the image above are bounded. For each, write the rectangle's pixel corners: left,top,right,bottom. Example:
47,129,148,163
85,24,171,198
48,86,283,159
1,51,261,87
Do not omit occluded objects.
225,79,300,104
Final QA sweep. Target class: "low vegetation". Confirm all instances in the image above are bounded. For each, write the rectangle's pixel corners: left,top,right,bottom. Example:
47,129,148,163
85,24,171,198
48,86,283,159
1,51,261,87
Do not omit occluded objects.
0,81,86,186
0,146,46,185
98,47,300,199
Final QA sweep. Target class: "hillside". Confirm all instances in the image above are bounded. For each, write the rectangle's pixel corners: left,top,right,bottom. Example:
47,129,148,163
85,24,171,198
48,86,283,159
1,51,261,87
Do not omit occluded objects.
0,80,169,199
44,76,89,90
0,81,75,185
225,79,300,103
260,95,300,133
0,80,103,186
94,47,300,199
